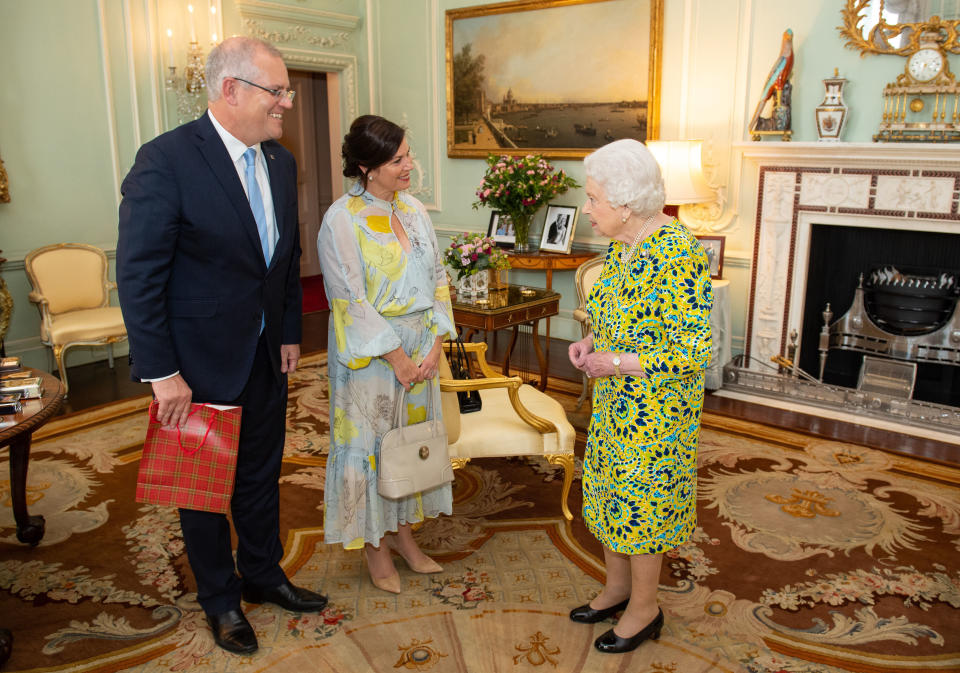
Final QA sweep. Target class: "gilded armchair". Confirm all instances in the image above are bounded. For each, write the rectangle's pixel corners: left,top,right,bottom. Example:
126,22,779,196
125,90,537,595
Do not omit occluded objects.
24,243,127,395
439,341,576,520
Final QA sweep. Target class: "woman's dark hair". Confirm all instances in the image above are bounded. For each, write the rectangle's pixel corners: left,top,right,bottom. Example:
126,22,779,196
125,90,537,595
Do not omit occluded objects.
342,115,405,189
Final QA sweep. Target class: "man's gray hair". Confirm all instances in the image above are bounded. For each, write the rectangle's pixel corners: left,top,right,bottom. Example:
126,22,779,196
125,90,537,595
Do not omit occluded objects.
583,139,665,216
206,36,283,102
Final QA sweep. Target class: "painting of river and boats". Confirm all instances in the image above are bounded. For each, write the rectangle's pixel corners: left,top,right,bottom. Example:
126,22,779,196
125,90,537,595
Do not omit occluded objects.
446,0,663,159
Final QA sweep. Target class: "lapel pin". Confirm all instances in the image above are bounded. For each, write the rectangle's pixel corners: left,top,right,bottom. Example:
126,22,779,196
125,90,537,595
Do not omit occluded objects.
268,153,275,160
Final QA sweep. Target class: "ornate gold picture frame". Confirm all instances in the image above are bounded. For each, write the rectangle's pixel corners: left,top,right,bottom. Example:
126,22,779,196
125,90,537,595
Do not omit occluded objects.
445,0,663,159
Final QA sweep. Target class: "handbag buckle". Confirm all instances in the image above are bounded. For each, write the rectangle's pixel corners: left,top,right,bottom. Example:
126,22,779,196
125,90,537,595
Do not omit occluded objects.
419,445,430,459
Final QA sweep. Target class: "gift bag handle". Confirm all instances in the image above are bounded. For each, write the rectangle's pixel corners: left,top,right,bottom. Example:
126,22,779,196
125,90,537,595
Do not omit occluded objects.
149,403,218,456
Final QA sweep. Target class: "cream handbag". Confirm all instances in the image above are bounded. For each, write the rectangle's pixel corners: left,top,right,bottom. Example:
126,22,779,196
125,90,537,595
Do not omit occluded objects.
378,385,453,499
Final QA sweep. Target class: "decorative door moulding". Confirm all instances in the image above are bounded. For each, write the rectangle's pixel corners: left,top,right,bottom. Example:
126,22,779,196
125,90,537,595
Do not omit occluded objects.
236,0,361,133
737,142,960,371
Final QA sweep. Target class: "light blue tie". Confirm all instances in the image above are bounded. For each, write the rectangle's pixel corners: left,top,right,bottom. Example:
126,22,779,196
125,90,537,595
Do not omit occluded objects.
243,148,273,264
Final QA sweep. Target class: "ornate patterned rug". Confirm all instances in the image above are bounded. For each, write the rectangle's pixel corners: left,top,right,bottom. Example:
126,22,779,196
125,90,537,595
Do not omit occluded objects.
1,353,958,672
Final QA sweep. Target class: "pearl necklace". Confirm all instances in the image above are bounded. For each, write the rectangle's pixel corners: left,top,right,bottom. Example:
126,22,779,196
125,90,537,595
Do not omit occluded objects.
620,214,658,264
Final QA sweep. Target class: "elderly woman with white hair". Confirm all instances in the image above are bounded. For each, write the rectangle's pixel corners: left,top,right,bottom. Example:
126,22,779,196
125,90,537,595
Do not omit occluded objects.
567,139,712,654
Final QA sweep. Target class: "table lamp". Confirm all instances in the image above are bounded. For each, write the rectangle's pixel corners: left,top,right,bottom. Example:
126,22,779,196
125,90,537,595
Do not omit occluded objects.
645,139,715,211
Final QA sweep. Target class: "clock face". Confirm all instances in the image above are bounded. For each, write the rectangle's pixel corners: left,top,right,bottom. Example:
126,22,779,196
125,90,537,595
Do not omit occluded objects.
908,48,944,82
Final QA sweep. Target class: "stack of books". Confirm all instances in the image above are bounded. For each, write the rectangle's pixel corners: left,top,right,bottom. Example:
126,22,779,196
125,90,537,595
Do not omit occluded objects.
0,359,44,400
0,356,22,373
0,377,43,399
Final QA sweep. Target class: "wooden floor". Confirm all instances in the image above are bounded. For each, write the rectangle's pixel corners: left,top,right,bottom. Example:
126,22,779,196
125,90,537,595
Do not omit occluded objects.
55,310,959,466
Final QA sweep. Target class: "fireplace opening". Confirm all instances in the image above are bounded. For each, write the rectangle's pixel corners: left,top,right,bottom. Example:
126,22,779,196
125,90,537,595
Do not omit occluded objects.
800,224,960,408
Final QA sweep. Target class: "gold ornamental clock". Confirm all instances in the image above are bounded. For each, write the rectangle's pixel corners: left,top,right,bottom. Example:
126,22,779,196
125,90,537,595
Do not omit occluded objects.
839,4,960,142
876,36,960,141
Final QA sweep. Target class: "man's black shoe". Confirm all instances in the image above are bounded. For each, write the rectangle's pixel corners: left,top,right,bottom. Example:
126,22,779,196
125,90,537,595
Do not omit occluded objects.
206,609,257,655
242,581,328,613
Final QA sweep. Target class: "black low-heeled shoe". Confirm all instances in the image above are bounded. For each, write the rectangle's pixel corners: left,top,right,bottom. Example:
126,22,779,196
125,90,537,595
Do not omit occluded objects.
594,607,664,653
568,598,630,624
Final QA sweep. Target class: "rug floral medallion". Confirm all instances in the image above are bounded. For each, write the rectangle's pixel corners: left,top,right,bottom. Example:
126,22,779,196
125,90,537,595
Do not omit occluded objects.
1,354,958,672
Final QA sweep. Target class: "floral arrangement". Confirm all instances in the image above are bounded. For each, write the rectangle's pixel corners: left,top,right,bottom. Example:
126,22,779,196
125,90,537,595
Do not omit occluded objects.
472,154,580,249
444,233,510,280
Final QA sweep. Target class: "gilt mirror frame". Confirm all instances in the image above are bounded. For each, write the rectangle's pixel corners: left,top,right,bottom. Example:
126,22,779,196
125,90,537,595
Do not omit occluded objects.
839,0,960,55
445,0,663,159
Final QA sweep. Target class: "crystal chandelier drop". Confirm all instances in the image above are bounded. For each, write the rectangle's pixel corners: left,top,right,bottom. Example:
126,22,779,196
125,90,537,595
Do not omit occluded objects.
164,2,219,125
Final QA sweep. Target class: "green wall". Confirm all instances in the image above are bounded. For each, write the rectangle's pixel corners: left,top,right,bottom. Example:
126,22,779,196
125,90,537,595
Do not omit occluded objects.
2,0,956,374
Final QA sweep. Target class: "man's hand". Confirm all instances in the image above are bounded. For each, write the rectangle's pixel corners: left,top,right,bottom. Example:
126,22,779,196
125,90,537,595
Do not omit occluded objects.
281,343,301,373
151,374,193,428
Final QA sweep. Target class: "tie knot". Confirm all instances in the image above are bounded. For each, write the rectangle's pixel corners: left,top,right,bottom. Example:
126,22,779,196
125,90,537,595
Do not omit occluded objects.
243,148,256,167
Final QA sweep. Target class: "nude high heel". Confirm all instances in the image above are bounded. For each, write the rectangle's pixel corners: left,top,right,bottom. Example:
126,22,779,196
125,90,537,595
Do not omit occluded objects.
365,546,402,594
385,535,443,574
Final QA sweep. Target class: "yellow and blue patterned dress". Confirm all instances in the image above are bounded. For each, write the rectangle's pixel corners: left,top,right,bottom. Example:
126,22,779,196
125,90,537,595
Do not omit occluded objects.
583,219,712,555
317,188,457,549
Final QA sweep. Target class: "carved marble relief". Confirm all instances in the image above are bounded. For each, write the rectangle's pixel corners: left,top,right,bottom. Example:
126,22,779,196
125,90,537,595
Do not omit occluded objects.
799,174,871,209
875,175,955,213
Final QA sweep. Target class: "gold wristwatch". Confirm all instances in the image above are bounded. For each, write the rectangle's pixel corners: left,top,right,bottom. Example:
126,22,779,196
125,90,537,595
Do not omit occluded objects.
611,353,622,377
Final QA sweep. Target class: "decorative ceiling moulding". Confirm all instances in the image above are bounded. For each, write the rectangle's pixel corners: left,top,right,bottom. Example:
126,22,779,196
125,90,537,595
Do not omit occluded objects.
237,0,359,49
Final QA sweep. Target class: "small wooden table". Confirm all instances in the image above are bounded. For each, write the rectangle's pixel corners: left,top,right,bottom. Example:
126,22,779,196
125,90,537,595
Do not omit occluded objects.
505,249,599,291
452,285,560,391
1,368,65,545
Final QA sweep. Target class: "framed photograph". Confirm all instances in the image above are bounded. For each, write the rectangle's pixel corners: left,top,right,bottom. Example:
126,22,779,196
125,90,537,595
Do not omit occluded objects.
487,211,515,247
446,0,663,159
539,204,578,253
696,235,725,280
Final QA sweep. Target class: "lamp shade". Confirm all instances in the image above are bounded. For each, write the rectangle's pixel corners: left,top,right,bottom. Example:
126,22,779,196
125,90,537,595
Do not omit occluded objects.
646,140,714,205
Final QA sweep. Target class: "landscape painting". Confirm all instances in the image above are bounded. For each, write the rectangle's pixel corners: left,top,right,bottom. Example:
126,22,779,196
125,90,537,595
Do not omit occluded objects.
446,0,663,159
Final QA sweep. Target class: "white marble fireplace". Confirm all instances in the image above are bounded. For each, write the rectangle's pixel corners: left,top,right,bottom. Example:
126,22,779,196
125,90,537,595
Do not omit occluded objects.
729,142,960,440
738,142,960,369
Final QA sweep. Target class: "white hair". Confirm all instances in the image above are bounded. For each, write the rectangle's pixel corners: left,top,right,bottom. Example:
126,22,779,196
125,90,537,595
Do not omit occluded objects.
583,139,665,216
205,36,282,102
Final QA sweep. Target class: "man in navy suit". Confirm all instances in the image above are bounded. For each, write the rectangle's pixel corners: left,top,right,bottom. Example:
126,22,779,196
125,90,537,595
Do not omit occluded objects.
117,36,326,655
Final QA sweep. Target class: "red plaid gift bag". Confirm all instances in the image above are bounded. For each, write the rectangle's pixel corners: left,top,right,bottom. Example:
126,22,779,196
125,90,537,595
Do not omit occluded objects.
136,401,242,514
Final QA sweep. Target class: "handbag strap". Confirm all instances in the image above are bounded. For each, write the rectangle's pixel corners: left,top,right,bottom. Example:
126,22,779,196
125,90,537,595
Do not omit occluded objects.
392,384,441,435
450,335,470,379
149,402,218,456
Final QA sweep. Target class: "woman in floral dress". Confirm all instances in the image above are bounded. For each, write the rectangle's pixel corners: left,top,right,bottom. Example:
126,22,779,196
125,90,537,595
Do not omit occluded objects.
317,116,457,593
568,139,712,653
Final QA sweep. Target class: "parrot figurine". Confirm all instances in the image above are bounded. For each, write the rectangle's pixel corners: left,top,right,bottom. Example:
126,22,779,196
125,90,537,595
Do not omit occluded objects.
749,29,794,133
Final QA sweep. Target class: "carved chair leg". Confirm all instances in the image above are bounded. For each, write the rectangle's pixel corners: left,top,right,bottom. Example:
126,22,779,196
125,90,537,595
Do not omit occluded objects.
53,344,69,397
546,453,575,521
575,372,590,410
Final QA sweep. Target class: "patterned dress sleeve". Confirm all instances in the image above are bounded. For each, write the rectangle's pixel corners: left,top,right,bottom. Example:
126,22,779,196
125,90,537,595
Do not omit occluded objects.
637,253,713,386
426,215,457,342
317,206,401,369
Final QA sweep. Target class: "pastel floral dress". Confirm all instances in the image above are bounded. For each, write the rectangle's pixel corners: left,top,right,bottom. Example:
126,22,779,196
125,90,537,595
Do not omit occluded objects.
317,188,457,549
583,219,712,555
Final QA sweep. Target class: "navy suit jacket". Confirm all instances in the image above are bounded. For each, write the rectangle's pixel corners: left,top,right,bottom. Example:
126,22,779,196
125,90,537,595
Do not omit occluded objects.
117,113,302,402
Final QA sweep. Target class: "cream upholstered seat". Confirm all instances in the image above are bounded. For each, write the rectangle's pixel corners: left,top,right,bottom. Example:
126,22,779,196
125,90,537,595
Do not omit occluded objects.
24,243,127,395
439,341,576,520
571,256,604,409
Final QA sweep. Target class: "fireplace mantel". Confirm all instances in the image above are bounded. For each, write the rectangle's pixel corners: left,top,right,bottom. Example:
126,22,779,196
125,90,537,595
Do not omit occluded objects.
735,141,960,168
736,140,960,372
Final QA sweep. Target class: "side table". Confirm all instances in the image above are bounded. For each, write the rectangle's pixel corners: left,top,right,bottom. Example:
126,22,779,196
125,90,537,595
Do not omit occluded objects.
452,285,560,391
504,249,598,372
707,279,731,390
1,367,65,545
